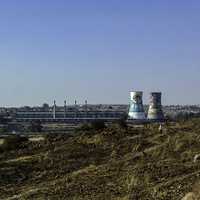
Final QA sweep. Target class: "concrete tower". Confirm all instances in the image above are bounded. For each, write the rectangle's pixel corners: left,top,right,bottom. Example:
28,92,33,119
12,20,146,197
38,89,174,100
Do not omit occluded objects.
53,100,56,119
128,91,146,120
85,100,88,118
147,92,164,120
74,100,78,118
64,100,67,118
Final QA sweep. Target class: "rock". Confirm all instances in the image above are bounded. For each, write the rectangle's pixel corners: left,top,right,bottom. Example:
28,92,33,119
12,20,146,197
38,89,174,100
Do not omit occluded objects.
182,192,196,200
158,124,163,133
194,154,200,163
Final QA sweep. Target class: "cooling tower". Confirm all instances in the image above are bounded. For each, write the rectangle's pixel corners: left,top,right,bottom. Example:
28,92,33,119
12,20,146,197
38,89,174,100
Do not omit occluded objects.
128,91,146,120
147,92,164,120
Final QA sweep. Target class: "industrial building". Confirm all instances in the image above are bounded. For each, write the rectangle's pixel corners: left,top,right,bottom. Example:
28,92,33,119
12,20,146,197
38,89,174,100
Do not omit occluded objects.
16,101,125,123
15,91,165,123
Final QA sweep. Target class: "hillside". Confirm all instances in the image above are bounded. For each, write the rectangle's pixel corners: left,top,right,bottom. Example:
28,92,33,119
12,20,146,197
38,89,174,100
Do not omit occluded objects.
1,119,200,200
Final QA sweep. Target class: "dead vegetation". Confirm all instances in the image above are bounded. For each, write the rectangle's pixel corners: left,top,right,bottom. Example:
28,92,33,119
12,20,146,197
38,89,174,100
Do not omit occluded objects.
1,118,200,199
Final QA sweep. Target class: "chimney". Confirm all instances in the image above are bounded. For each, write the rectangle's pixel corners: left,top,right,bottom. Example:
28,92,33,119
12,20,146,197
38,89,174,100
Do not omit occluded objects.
85,100,88,118
75,100,78,118
53,100,56,119
64,100,67,118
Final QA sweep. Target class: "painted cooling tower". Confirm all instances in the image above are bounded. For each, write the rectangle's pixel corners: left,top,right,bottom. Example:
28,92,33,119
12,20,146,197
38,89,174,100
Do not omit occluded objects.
147,92,164,120
128,91,146,120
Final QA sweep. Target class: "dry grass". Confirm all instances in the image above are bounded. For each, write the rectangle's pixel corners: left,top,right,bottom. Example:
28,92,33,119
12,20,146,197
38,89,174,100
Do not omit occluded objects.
0,119,200,199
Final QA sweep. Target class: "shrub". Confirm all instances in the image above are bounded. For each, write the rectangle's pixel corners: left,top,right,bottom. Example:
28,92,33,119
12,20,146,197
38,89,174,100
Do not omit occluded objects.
0,126,9,134
0,135,28,152
116,118,128,129
91,120,106,130
76,123,92,132
45,133,70,143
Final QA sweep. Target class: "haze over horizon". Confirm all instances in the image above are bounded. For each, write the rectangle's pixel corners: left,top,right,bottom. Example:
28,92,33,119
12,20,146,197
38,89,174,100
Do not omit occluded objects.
0,0,200,107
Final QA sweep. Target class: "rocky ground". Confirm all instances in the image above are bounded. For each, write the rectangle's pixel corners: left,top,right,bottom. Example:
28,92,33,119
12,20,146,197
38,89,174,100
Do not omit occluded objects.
1,119,200,200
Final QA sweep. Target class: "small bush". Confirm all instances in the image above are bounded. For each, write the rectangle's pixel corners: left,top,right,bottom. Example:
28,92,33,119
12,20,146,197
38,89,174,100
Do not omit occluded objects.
0,126,9,134
45,133,71,143
91,120,106,130
0,135,28,152
75,121,106,136
116,118,128,129
76,123,92,132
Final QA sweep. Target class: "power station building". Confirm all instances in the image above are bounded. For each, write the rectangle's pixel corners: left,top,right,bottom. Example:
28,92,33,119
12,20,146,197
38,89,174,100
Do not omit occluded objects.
16,101,125,123
15,91,164,123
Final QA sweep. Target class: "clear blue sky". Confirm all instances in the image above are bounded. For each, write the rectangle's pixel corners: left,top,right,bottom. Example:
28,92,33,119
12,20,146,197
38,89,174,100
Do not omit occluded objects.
0,0,200,106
